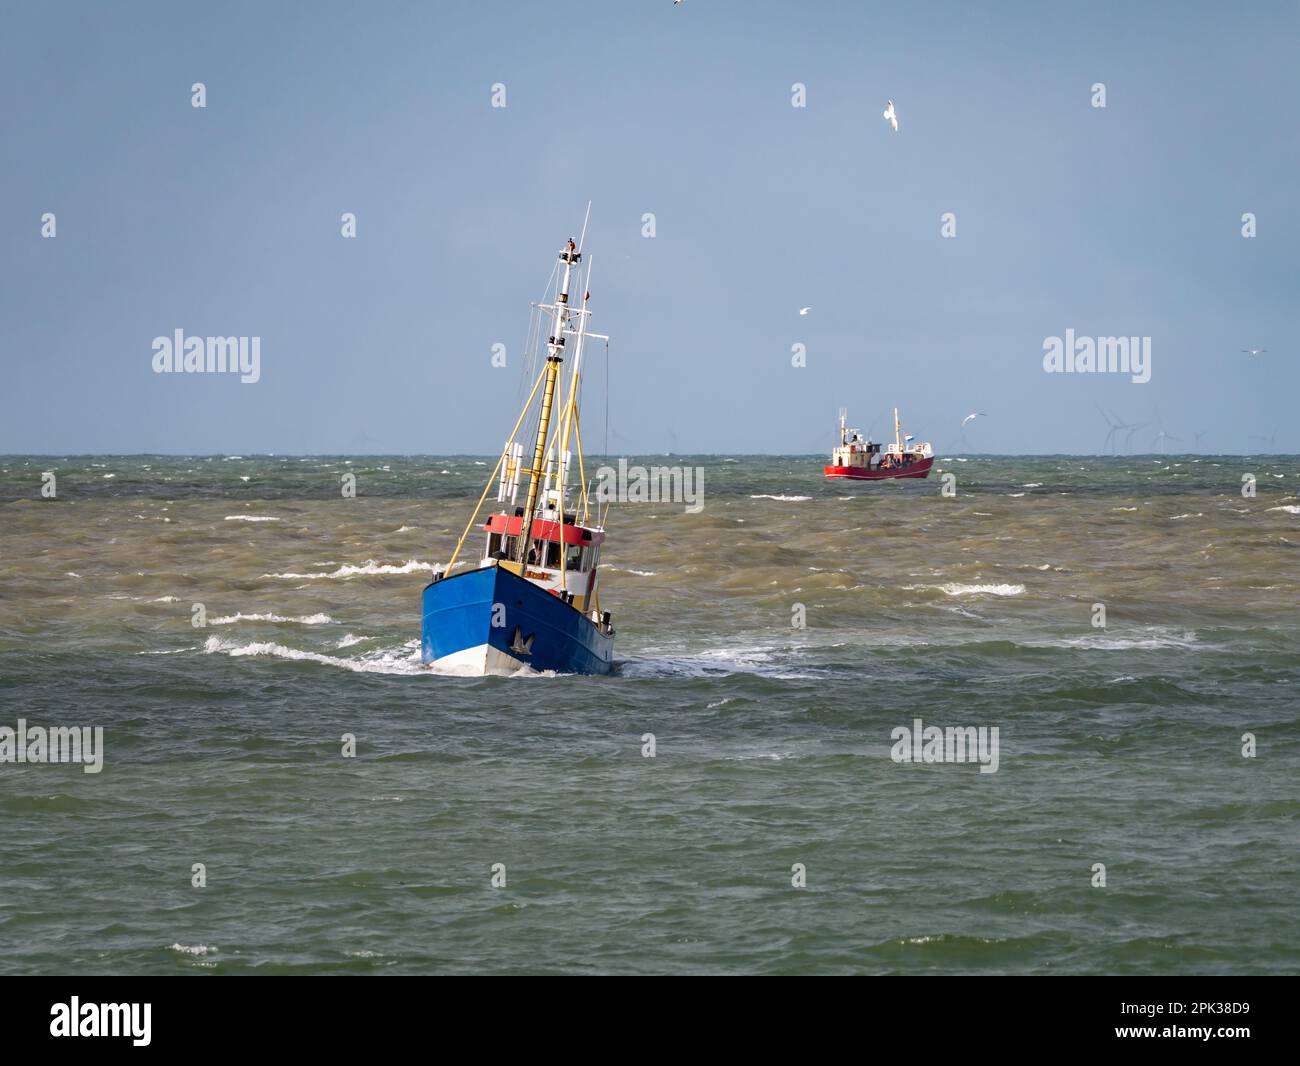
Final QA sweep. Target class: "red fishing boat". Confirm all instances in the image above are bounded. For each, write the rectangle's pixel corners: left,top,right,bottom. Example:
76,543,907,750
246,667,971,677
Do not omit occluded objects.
824,408,933,480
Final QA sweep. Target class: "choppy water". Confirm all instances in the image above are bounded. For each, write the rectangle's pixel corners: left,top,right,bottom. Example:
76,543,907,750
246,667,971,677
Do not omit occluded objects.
1,453,1298,974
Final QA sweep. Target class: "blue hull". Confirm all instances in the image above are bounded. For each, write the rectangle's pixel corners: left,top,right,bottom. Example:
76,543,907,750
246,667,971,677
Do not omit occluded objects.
421,565,614,675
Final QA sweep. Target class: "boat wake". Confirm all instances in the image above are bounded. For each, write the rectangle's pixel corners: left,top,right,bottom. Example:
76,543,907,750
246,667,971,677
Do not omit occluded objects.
202,635,427,674
618,645,820,680
201,635,552,678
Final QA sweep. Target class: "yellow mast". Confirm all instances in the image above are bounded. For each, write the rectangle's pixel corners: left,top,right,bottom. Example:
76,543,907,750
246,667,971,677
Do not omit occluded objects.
516,239,579,567
515,354,562,566
894,407,902,454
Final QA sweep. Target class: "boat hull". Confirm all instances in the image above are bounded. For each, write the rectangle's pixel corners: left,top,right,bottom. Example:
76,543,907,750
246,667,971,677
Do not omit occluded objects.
824,456,933,480
421,564,614,676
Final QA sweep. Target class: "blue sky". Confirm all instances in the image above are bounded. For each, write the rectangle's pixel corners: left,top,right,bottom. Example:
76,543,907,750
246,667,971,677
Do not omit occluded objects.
1,0,1296,454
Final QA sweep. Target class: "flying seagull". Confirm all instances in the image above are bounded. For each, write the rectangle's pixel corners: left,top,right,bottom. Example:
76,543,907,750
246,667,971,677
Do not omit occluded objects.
799,307,811,315
883,99,898,132
961,412,987,428
1241,348,1268,356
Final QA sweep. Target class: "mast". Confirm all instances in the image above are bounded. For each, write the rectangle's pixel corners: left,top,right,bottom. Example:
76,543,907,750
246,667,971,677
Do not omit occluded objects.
839,408,847,446
894,407,901,454
516,239,579,565
440,223,610,582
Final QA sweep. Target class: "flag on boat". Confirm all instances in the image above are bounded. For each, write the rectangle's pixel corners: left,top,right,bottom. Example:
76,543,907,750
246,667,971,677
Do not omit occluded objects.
904,434,914,443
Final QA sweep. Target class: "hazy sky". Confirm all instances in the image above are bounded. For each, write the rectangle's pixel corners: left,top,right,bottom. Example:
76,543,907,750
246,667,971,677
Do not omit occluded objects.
2,1,1296,455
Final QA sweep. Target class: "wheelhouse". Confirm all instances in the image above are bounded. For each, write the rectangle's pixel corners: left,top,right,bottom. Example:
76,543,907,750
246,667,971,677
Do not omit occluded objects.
481,509,605,613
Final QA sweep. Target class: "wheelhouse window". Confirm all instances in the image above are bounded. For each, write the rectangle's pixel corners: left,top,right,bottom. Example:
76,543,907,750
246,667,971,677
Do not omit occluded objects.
487,534,518,560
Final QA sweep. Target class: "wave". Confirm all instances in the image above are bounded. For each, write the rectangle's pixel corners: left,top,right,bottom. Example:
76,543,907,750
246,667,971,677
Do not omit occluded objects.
1267,505,1300,514
200,635,559,678
749,494,811,501
169,943,217,956
224,515,281,522
933,583,1026,597
1025,632,1200,651
208,612,335,625
263,559,434,580
202,635,427,674
620,645,819,680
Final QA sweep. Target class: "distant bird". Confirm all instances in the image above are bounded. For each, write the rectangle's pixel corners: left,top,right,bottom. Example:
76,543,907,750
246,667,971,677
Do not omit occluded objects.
882,99,899,132
1241,348,1268,356
798,307,811,316
961,412,987,428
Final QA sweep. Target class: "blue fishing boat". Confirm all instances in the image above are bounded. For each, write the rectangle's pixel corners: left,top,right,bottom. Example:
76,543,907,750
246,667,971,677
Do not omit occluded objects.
421,224,616,675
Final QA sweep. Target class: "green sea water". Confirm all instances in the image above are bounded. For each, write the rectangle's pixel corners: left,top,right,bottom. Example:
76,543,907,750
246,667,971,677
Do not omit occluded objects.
1,453,1298,974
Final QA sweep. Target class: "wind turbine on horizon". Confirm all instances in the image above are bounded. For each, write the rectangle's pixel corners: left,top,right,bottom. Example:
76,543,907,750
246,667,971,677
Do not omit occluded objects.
1249,427,1279,452
1123,421,1150,452
1097,405,1144,455
1152,428,1181,454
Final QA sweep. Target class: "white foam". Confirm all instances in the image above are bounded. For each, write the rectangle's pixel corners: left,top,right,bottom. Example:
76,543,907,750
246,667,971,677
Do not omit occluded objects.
1267,505,1300,514
169,943,218,956
224,515,281,522
208,612,335,625
203,635,427,675
939,583,1026,597
622,646,817,680
1027,630,1200,651
263,559,434,580
749,494,811,502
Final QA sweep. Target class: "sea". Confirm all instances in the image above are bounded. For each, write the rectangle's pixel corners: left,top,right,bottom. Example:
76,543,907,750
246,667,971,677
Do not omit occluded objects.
1,453,1297,975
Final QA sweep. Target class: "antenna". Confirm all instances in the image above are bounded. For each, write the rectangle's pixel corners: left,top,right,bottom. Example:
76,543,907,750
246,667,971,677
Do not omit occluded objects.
578,200,592,253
